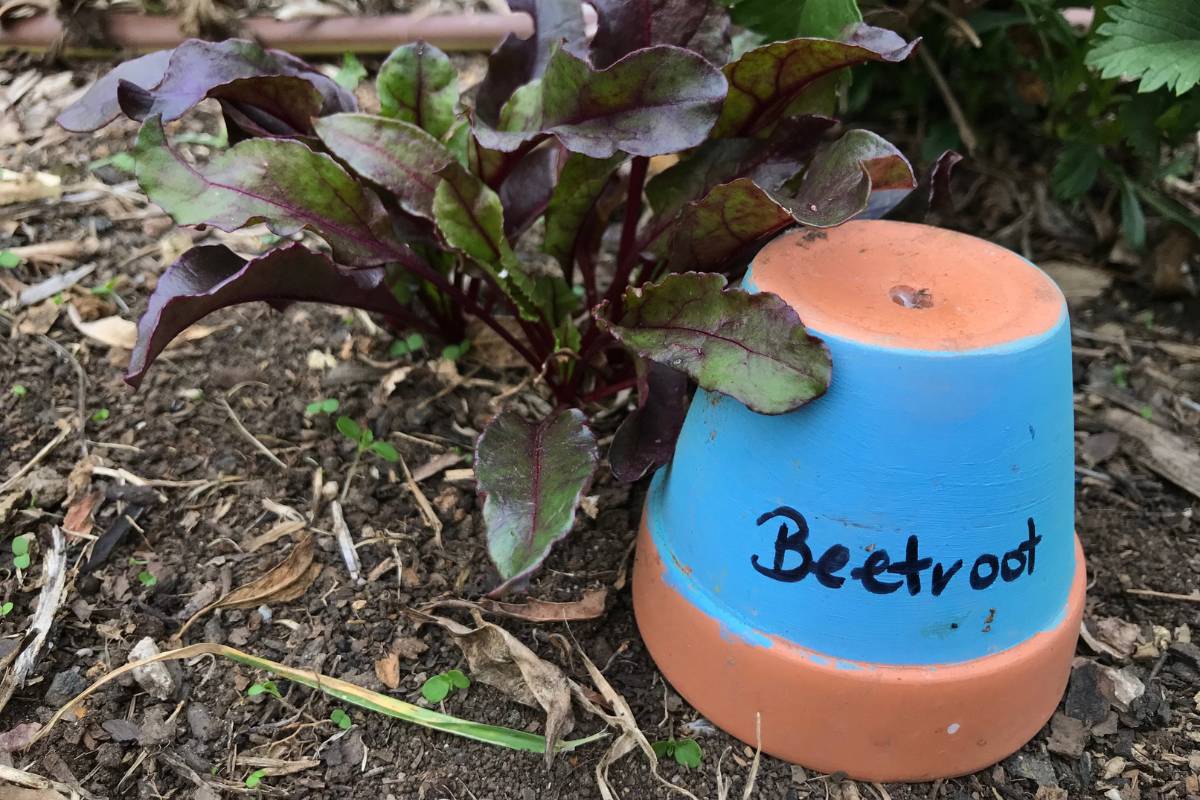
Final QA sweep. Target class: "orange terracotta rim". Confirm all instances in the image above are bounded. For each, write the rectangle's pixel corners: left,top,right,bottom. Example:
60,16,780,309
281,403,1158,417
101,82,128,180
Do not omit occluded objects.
632,515,1086,782
749,221,1066,352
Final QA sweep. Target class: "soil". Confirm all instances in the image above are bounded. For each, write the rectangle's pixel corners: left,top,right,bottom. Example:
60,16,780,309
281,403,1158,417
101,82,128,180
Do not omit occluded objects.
2,53,1199,800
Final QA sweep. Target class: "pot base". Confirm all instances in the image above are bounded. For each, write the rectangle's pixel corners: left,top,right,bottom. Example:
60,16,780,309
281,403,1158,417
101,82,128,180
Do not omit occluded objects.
632,514,1086,782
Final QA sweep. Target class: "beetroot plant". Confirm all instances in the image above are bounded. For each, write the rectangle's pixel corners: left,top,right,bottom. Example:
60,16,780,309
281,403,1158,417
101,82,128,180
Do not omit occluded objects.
60,0,939,594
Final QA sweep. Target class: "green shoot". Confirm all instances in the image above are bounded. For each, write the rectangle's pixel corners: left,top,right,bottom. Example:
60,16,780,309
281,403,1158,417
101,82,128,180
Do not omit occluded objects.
0,251,19,269
11,384,27,398
336,416,399,463
1112,364,1129,389
91,408,110,423
333,52,368,91
12,535,31,571
441,341,471,362
90,277,119,297
388,332,426,358
330,707,353,729
244,769,267,789
1139,405,1154,420
0,602,13,616
305,397,340,416
651,737,703,768
88,152,136,173
137,570,158,588
421,669,470,703
247,680,282,700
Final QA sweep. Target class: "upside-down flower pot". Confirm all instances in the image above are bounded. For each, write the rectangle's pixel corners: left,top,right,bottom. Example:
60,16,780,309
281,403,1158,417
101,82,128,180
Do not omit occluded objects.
633,220,1084,782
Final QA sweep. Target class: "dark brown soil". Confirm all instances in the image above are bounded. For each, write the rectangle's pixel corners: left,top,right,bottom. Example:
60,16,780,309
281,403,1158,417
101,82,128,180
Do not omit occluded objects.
2,54,1199,800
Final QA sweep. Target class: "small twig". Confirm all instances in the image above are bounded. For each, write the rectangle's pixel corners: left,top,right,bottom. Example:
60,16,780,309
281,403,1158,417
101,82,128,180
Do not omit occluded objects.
340,446,363,503
0,527,68,715
0,421,71,494
1126,588,1200,603
916,45,977,154
330,500,363,584
219,397,287,470
0,763,96,800
398,452,444,550
37,334,89,458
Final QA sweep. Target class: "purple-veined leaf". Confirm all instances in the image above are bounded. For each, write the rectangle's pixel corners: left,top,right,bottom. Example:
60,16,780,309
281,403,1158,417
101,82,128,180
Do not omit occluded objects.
314,113,454,220
590,0,731,69
666,129,914,270
60,39,353,134
608,360,690,483
542,152,624,267
597,272,830,414
134,116,402,267
880,150,962,222
127,244,408,388
640,115,834,255
475,44,727,159
712,25,916,138
499,143,567,239
475,408,599,594
475,0,586,125
197,76,324,137
377,42,460,140
57,49,173,132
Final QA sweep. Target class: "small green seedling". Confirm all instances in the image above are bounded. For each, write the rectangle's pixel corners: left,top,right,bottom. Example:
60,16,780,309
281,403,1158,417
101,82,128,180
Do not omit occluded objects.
51,292,64,305
91,408,110,423
0,602,13,617
247,680,282,700
305,397,339,416
12,535,31,571
244,769,267,789
336,416,398,463
388,332,426,358
421,669,470,703
333,52,367,91
11,384,27,398
440,340,470,362
330,707,352,730
0,251,19,269
90,277,119,297
651,737,703,769
1112,364,1129,389
1140,405,1154,420
137,570,158,588
88,152,136,173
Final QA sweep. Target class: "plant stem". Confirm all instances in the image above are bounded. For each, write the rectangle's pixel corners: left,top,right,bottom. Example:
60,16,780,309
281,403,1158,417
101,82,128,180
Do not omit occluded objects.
607,156,650,315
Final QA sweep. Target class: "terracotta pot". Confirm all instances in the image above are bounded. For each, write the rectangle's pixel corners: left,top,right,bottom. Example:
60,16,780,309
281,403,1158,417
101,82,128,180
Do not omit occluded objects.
634,220,1083,782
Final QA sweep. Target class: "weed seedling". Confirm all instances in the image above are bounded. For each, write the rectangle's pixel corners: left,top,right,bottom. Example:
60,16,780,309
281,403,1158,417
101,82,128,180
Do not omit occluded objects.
244,769,267,789
440,341,470,362
336,417,398,463
0,602,13,616
421,669,470,703
11,535,31,571
0,251,19,269
651,737,703,769
90,277,119,297
305,397,339,416
137,570,158,588
91,408,110,423
10,384,26,398
330,707,353,729
388,332,426,358
334,52,367,91
247,680,282,700
1112,364,1130,389
88,152,136,173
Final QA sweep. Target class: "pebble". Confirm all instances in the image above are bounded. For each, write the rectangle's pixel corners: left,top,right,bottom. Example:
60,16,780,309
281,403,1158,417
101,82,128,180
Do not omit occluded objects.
187,705,218,741
43,667,89,707
128,637,176,700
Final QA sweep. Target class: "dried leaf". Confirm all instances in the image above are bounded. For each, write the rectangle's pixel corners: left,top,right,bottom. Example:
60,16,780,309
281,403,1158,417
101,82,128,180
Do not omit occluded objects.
421,587,608,623
1105,407,1200,500
374,653,401,689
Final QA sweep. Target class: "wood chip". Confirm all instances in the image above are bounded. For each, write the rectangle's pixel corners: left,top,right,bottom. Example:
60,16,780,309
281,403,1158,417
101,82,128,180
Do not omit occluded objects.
1104,408,1200,500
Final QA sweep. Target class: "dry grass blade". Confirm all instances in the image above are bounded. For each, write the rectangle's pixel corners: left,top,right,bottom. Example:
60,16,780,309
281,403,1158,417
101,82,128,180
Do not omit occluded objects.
0,527,67,716
27,642,606,756
177,535,320,639
421,587,608,623
398,452,444,549
0,762,91,800
571,646,699,800
411,609,576,767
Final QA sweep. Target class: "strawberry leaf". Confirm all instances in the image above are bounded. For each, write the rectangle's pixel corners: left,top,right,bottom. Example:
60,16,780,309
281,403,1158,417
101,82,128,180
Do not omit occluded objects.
1086,0,1200,95
475,44,727,159
126,244,410,387
598,273,830,414
475,408,598,594
377,42,460,140
134,116,403,267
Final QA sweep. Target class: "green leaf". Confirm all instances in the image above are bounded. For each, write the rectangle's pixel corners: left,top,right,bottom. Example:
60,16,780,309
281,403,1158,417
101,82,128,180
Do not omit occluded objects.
336,416,364,443
673,738,702,768
0,251,20,269
13,554,30,571
713,25,916,137
1052,142,1103,199
441,341,471,361
543,153,624,268
405,333,425,351
245,769,267,789
798,0,862,39
651,740,674,758
137,570,158,588
445,669,470,690
421,674,451,703
10,384,27,397
377,42,460,140
91,408,110,423
475,44,727,159
330,707,353,729
475,408,599,593
334,52,367,92
1120,180,1147,250
134,116,401,267
247,680,282,699
314,113,453,221
369,441,399,462
0,602,12,617
599,273,831,414
1086,0,1200,94
306,398,339,415
11,536,30,557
